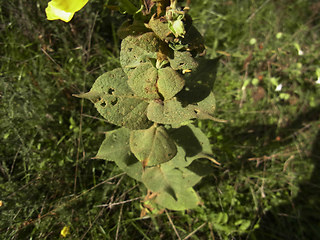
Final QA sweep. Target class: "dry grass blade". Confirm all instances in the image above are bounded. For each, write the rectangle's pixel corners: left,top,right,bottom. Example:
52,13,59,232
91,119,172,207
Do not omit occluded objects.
165,209,181,240
183,222,207,240
115,203,124,240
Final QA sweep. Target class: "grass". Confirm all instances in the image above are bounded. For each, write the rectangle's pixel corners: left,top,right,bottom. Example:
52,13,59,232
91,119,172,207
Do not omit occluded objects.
1,0,320,239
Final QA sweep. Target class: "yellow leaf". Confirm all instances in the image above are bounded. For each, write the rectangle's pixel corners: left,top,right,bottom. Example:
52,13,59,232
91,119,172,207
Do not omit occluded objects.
45,0,89,22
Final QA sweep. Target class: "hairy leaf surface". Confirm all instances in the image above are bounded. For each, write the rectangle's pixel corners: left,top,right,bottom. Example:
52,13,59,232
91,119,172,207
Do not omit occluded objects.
127,62,160,99
130,125,177,166
75,68,151,130
120,32,159,74
147,17,172,41
155,187,200,211
147,93,217,125
157,67,185,100
147,98,195,124
168,50,198,71
96,128,143,181
171,124,214,162
142,165,201,210
142,165,200,195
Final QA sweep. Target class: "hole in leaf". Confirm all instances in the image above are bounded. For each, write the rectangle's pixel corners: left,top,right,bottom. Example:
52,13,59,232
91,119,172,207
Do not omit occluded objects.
128,48,133,52
111,98,118,106
101,101,107,107
108,88,115,95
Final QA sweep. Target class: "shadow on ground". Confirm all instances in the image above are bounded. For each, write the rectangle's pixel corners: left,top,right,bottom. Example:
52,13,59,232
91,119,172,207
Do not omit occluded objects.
250,105,320,239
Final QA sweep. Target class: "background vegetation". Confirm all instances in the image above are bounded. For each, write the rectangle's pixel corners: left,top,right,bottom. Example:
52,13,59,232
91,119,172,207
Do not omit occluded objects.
1,0,319,239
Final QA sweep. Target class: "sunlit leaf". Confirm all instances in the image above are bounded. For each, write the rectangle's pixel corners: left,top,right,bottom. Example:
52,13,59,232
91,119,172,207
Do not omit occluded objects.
168,50,198,71
120,32,159,74
96,128,143,181
157,67,185,100
127,62,160,99
147,98,195,124
147,16,172,41
155,187,200,210
130,125,177,166
75,68,151,130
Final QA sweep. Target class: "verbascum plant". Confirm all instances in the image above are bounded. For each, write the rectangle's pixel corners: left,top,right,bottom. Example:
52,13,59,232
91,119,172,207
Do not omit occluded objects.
48,0,223,213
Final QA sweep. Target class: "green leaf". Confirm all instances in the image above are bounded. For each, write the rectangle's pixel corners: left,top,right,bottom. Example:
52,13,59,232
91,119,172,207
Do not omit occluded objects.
157,67,185,100
162,163,202,188
142,165,201,196
146,59,220,125
170,124,214,162
130,125,177,166
147,93,218,125
75,68,151,130
140,149,202,210
238,220,251,232
168,50,199,71
147,98,195,124
161,146,189,169
142,166,180,193
96,128,130,161
155,187,200,211
193,92,216,117
147,16,172,41
127,63,184,100
120,32,159,74
127,62,160,99
96,128,143,181
186,160,216,177
178,57,220,103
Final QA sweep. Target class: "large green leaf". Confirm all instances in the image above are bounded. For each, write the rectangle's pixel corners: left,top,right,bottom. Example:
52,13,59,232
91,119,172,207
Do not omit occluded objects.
162,124,216,169
168,50,198,71
161,163,202,188
170,124,215,162
142,165,201,210
147,94,217,125
185,57,220,89
75,68,151,130
161,146,189,168
147,16,172,41
147,98,195,124
96,128,143,181
157,67,185,100
127,63,184,100
142,165,200,194
176,58,220,115
127,63,160,100
120,32,159,74
96,128,130,162
146,58,219,125
130,125,177,166
155,187,200,211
